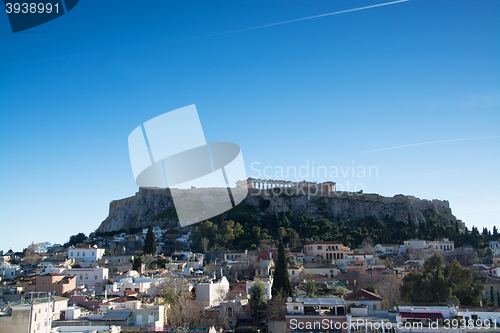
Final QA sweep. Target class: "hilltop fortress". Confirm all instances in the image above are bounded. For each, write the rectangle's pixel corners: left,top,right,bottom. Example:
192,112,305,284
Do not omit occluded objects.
97,177,464,234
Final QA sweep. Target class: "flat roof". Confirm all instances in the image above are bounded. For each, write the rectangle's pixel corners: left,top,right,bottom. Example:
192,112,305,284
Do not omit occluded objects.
101,310,132,320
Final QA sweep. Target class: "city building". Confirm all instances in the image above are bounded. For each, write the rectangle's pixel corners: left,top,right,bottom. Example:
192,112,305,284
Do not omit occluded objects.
68,245,105,263
490,241,500,256
344,288,383,313
196,276,230,307
304,241,351,262
25,273,76,297
64,266,109,289
0,296,54,333
285,297,347,333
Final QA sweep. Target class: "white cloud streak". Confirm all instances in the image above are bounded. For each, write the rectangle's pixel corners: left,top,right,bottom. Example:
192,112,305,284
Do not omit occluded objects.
185,0,410,40
363,136,500,153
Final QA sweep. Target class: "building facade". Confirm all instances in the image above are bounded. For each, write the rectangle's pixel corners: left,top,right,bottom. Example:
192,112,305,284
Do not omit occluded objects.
68,245,105,263
304,242,351,262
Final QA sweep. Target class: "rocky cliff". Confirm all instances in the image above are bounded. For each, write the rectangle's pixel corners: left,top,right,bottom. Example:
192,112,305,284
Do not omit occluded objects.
96,187,464,234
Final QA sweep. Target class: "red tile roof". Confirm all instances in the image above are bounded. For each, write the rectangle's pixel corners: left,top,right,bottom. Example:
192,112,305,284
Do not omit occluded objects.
344,289,381,301
41,272,63,277
305,241,344,245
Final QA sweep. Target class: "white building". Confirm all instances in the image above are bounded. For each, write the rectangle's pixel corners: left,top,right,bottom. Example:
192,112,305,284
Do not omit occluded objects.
68,245,105,263
106,276,159,294
432,238,455,252
488,266,500,277
490,241,500,255
374,244,399,254
403,238,455,254
224,251,248,262
246,278,273,301
255,259,274,277
0,256,20,280
176,234,190,243
64,266,109,289
0,296,65,333
196,276,230,307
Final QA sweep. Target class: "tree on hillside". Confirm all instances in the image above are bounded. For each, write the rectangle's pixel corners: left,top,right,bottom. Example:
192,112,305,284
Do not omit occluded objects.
249,280,267,324
400,253,484,306
200,238,210,253
22,243,45,267
144,226,157,255
362,273,402,309
299,281,320,298
272,242,292,298
64,233,87,247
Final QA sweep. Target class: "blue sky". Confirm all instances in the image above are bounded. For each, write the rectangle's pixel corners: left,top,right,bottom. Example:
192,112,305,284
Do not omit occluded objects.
0,0,499,251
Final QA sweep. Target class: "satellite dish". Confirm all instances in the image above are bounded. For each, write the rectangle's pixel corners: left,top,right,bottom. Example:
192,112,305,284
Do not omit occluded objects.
287,297,293,302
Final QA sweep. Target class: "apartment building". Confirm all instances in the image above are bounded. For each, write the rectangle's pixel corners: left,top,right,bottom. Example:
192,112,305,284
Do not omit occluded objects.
68,245,105,263
0,297,53,333
196,276,230,307
64,266,109,289
25,273,76,297
490,241,500,255
304,241,351,262
286,297,348,333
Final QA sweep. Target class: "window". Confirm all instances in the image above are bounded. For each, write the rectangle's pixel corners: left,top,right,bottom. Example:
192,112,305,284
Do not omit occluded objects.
70,252,73,257
85,274,88,279
317,246,322,250
294,306,299,310
92,252,94,256
80,274,83,280
83,252,85,256
42,280,46,285
77,252,79,256
95,275,98,280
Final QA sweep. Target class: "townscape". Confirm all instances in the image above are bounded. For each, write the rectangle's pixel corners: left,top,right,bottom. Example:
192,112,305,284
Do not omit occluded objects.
1,207,500,333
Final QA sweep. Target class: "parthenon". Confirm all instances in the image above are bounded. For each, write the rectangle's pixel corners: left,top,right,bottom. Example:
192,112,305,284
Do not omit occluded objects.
236,178,336,192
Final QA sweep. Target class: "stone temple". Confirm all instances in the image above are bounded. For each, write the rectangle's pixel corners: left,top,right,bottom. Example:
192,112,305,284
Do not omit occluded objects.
236,178,336,193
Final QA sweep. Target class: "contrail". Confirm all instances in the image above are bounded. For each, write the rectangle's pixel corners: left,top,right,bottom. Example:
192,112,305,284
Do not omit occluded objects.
183,0,410,41
363,136,500,153
4,0,409,67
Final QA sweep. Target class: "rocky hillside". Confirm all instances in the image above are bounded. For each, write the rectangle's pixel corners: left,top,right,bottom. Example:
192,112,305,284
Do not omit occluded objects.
95,187,464,234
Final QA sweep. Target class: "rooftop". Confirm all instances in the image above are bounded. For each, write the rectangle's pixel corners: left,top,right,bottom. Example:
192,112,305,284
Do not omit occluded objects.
291,297,345,306
70,244,103,250
344,289,382,301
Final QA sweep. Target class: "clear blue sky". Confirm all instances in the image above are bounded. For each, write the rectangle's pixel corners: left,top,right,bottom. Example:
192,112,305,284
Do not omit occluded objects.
1,0,499,251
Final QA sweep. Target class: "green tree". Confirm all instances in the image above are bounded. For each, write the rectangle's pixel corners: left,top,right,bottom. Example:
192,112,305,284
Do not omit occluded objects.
249,280,267,324
144,225,157,255
364,285,376,293
299,281,320,298
400,253,484,306
65,233,87,247
271,242,292,297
